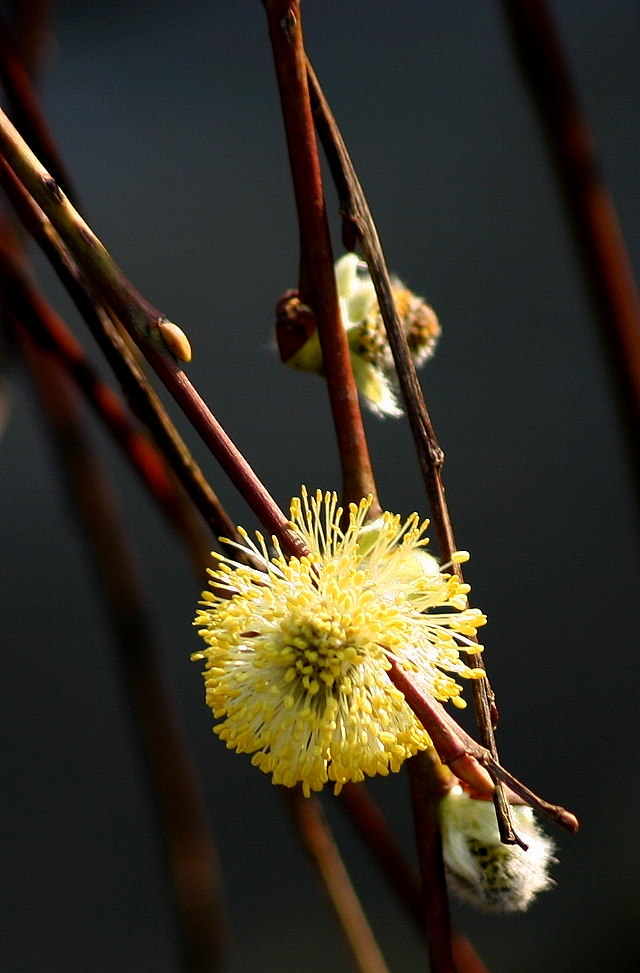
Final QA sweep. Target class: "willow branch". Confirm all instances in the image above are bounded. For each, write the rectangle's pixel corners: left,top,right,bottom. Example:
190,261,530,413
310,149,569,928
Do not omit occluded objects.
408,752,458,973
0,157,243,561
306,60,518,850
0,8,220,553
0,212,215,571
340,782,425,931
500,0,640,486
388,662,578,835
339,784,492,973
9,0,51,83
0,9,76,203
263,0,379,513
0,107,307,560
284,788,391,973
15,325,228,973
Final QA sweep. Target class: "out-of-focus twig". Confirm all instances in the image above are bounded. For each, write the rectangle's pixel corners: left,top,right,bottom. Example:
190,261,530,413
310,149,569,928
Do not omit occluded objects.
340,782,425,931
263,0,380,515
500,0,640,487
0,9,76,203
284,788,391,973
9,0,51,82
452,936,493,973
339,783,493,973
15,323,228,973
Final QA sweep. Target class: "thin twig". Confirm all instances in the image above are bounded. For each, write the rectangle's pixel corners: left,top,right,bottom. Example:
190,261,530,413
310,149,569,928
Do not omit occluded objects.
0,211,213,572
0,155,241,557
340,782,425,932
388,661,578,835
284,788,392,973
306,59,519,846
9,0,51,82
339,784,493,973
451,935,492,973
500,0,640,488
262,0,380,514
15,324,229,973
0,106,307,559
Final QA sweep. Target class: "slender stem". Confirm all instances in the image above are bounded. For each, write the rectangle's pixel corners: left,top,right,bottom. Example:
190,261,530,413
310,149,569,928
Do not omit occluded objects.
263,0,379,513
306,59,518,845
500,0,640,488
339,784,493,973
388,661,579,835
284,788,391,973
0,106,306,558
0,212,214,572
451,935,492,973
10,0,51,81
0,156,240,557
16,325,228,973
340,782,425,932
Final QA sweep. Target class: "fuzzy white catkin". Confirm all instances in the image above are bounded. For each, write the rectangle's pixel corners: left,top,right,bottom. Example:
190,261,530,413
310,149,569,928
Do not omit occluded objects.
439,786,556,912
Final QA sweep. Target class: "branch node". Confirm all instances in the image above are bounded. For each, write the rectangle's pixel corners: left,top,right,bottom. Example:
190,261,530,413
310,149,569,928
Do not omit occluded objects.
42,174,62,203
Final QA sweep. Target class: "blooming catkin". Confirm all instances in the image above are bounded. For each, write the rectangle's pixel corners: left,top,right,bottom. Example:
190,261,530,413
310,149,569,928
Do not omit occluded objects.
193,488,486,796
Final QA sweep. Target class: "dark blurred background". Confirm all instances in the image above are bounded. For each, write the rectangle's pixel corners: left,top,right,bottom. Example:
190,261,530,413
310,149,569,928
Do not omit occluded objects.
1,1,639,970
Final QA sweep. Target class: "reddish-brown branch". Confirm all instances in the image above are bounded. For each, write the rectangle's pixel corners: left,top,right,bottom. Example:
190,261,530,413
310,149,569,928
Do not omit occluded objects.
306,59,518,845
284,788,391,973
0,10,76,203
0,106,308,559
9,0,51,81
408,752,458,973
263,0,379,514
15,326,228,973
501,0,640,484
339,784,493,973
340,782,425,931
452,935,493,973
0,156,243,556
0,212,214,571
388,662,579,835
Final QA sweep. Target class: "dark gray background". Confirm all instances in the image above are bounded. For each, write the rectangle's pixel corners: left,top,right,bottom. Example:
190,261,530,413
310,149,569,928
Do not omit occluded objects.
1,1,639,970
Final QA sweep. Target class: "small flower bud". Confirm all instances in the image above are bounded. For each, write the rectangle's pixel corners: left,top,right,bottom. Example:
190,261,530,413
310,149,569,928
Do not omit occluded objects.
275,291,322,372
439,785,555,912
277,254,440,418
158,319,192,362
